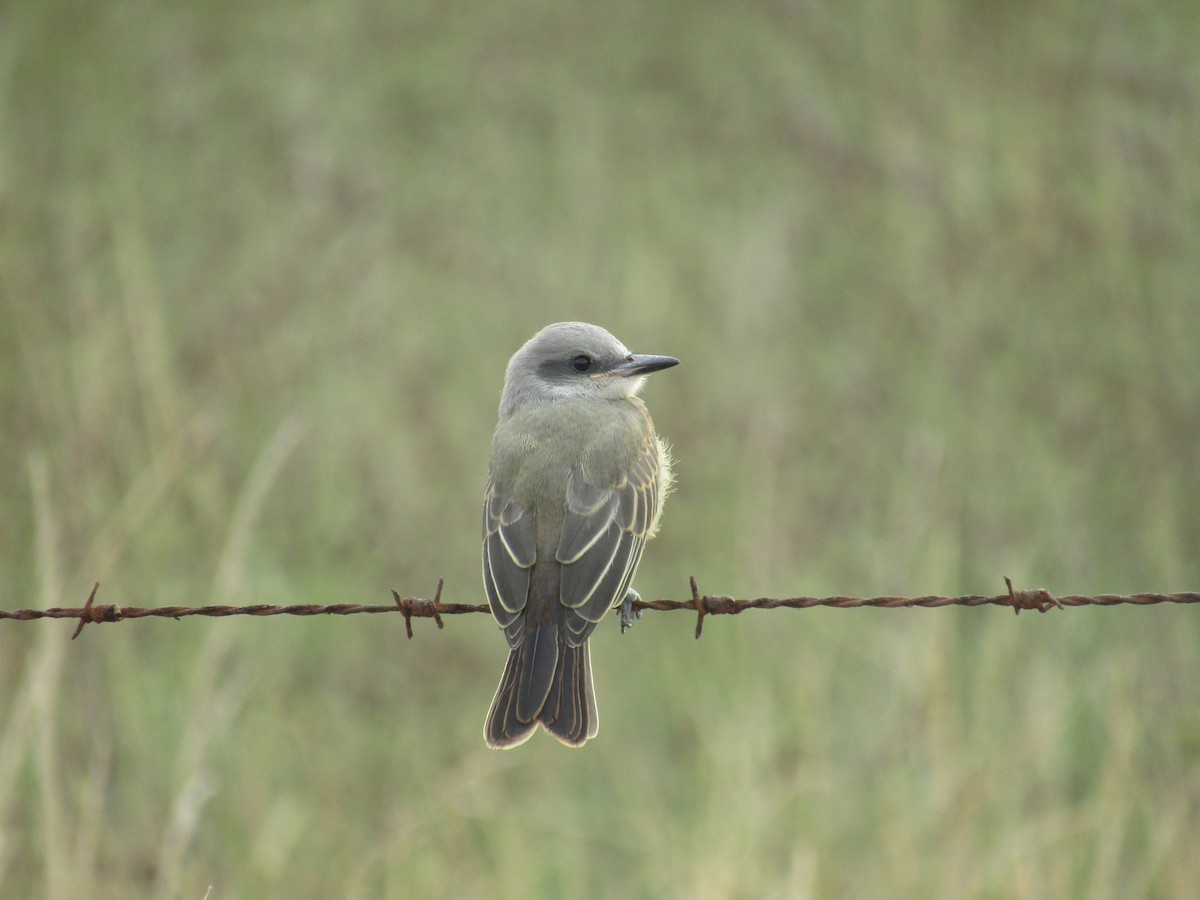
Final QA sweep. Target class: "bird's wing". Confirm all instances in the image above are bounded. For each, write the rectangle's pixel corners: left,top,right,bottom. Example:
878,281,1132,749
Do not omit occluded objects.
482,473,537,647
556,422,662,646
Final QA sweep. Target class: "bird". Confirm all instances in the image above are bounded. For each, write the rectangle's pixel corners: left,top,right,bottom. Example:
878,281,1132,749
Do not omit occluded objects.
482,322,678,748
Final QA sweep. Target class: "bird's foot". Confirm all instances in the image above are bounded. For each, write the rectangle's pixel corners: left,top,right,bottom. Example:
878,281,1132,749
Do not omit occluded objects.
619,588,642,634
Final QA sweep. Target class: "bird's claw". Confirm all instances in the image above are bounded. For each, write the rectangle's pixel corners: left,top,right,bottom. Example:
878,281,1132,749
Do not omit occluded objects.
619,588,642,633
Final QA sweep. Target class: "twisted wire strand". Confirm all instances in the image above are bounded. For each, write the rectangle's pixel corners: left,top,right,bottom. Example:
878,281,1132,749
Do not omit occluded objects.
1,578,1196,640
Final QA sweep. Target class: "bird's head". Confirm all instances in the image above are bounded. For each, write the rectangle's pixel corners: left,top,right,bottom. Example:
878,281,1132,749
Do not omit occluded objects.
500,322,678,415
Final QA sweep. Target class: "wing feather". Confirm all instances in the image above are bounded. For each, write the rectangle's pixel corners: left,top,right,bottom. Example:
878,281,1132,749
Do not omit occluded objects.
560,523,627,610
557,488,619,564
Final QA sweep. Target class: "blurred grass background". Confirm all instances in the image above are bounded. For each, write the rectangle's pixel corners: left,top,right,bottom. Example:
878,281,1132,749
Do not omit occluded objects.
2,0,1199,896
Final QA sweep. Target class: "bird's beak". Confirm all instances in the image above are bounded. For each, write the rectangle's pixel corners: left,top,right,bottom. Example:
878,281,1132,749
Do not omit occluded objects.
610,354,680,377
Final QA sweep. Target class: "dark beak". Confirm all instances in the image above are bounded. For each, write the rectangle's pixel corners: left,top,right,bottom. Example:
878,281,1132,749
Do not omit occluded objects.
610,353,680,377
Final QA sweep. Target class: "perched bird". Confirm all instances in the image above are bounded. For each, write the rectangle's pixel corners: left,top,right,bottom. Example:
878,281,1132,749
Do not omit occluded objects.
482,322,678,748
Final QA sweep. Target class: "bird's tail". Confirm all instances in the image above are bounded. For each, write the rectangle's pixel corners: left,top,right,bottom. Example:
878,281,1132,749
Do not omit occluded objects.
484,628,598,749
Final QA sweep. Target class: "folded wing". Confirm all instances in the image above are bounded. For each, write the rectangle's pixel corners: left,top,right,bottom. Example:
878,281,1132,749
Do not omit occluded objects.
556,425,662,646
482,476,537,647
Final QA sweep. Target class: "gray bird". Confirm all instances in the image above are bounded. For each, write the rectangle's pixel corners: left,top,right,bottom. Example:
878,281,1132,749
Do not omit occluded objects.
483,322,678,748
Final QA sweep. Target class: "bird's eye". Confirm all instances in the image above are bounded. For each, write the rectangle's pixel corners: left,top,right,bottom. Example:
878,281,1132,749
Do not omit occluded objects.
572,355,592,373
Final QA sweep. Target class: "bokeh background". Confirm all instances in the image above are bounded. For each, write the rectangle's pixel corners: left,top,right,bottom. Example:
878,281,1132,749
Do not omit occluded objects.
3,1,1199,896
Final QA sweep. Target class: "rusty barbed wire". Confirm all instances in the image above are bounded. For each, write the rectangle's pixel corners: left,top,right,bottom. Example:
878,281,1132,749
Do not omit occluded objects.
1,577,1197,641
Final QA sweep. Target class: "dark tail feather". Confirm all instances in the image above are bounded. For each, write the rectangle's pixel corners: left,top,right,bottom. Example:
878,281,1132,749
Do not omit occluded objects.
540,641,599,748
484,633,599,749
484,644,537,749
515,625,558,723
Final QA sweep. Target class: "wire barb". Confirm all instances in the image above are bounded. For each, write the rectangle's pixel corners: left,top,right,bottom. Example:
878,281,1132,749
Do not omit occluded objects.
391,579,449,640
1004,575,1063,615
430,577,445,630
691,575,706,639
70,581,105,640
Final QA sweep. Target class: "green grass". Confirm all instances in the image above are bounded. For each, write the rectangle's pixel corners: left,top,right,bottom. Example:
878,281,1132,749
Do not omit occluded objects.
2,0,1199,896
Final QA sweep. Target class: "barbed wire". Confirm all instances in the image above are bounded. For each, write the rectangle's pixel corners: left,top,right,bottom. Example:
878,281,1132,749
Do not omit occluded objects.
2,577,1197,641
